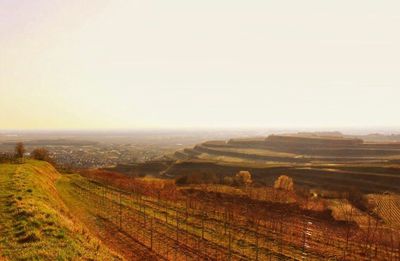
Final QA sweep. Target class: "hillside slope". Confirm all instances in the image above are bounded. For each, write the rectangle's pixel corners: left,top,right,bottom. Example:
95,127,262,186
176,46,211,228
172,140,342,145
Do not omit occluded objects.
164,134,400,193
0,160,121,260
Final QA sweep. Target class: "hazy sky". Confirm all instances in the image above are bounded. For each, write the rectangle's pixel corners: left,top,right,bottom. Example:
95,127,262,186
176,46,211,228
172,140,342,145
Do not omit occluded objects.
1,0,399,130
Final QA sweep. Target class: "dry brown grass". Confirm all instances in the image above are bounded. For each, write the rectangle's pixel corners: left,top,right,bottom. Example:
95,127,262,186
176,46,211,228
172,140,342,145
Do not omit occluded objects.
327,198,375,227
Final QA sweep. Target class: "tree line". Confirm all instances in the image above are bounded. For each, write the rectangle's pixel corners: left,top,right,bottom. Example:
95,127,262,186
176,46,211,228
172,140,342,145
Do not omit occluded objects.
0,142,51,163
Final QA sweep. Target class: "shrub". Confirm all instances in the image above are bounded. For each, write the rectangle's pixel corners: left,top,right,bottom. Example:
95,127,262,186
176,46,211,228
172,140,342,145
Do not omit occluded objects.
234,171,252,187
274,175,294,191
31,148,50,161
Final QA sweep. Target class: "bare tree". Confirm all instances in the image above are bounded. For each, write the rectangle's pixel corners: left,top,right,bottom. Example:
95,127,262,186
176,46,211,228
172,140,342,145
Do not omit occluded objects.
15,142,25,162
337,197,355,259
31,147,50,161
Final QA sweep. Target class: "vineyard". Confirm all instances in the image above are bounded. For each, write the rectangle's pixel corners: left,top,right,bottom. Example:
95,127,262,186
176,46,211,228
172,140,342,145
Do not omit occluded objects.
63,174,400,261
370,194,400,229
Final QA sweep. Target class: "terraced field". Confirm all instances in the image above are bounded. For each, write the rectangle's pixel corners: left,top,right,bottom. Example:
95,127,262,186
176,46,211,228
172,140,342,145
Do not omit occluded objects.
167,135,400,193
192,145,303,162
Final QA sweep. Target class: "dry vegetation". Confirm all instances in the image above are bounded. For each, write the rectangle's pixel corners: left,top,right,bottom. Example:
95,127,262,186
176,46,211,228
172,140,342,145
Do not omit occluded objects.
59,168,400,261
368,194,400,228
2,133,400,260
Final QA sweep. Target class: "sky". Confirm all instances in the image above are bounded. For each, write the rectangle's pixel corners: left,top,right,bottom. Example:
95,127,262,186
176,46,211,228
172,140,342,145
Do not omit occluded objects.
1,0,399,130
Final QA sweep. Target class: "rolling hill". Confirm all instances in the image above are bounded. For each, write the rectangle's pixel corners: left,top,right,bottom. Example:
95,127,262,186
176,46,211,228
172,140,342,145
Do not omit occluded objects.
160,134,400,193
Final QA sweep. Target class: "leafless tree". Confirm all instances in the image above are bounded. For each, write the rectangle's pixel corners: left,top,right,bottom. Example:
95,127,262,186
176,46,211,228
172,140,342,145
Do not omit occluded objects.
15,142,25,162
31,147,50,161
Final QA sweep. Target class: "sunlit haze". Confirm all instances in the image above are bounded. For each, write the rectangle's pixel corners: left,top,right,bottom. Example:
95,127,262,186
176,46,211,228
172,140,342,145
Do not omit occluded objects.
1,1,399,130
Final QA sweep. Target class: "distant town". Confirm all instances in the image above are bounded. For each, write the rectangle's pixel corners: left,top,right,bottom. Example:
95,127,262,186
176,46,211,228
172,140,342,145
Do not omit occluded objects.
0,142,170,168
0,129,261,169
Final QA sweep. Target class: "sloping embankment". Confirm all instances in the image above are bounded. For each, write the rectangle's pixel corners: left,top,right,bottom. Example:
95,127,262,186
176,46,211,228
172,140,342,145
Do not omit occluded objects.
0,160,120,260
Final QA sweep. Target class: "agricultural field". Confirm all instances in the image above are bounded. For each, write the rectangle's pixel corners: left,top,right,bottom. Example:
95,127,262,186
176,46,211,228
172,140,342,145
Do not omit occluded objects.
165,135,400,194
57,170,400,261
192,145,302,162
368,194,400,229
3,133,400,261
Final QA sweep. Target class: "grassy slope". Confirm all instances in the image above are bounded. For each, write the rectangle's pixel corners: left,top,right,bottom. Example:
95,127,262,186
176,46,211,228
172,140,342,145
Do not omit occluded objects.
0,160,121,260
56,174,156,260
